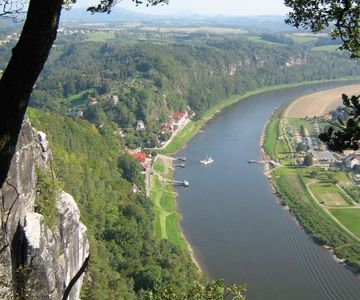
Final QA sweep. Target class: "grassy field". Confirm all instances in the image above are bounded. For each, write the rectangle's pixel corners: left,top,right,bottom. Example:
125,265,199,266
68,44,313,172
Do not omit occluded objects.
263,118,280,159
63,88,95,108
150,156,187,250
246,35,285,46
287,118,316,135
312,45,341,52
291,35,317,43
331,209,360,238
310,183,352,207
85,32,116,42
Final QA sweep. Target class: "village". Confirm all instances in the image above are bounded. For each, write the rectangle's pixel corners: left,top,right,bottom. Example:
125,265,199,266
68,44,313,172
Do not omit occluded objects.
282,107,360,177
68,92,190,178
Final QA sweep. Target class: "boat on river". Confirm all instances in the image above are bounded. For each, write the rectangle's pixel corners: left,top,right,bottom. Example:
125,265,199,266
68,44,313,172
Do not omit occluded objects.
200,155,214,165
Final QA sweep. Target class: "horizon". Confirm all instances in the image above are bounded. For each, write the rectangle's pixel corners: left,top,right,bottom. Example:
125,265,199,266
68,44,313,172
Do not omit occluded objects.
73,0,290,16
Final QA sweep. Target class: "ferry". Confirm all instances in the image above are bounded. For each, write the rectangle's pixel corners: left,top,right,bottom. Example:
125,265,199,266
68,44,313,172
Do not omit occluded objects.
200,155,214,165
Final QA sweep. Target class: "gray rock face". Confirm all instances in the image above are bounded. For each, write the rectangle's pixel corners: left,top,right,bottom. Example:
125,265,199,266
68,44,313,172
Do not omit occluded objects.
0,118,89,299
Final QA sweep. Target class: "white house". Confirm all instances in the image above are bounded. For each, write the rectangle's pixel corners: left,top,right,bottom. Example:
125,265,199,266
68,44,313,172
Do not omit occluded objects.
112,95,119,104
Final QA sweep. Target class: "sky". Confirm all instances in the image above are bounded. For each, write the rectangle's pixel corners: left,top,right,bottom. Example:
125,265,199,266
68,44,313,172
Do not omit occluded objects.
75,0,289,16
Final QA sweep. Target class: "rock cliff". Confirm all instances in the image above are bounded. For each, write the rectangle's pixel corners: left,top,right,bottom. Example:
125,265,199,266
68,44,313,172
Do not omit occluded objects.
0,117,89,299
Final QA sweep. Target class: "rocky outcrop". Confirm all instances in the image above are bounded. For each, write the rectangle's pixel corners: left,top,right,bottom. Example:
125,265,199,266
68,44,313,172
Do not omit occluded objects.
0,117,89,299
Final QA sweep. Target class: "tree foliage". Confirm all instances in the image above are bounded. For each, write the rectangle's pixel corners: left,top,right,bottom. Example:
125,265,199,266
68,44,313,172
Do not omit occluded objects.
319,93,360,151
303,153,313,166
285,0,360,151
87,0,169,14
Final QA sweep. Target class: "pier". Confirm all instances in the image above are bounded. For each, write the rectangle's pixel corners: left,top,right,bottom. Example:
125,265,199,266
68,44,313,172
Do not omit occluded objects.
170,180,189,187
176,157,187,161
174,163,186,168
248,159,281,167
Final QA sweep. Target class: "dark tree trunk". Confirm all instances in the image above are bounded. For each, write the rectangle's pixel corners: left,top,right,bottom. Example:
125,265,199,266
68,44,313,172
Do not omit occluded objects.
0,0,63,188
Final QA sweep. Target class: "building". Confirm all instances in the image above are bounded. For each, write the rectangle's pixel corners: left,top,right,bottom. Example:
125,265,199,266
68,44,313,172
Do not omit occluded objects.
128,150,152,171
68,109,83,118
160,123,174,135
136,120,145,131
170,111,188,127
89,97,97,105
112,95,119,105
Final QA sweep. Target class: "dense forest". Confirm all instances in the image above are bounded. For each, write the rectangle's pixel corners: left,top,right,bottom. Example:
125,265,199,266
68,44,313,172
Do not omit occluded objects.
26,35,360,147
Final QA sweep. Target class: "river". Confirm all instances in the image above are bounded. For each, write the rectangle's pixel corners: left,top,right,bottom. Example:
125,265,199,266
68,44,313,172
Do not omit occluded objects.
175,81,360,300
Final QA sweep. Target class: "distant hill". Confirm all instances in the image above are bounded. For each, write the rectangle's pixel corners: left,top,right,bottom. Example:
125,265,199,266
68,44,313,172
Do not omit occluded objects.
61,8,293,31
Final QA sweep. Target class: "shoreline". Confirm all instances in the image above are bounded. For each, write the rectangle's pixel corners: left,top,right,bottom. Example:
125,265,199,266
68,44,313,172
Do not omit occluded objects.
179,222,203,273
260,87,360,273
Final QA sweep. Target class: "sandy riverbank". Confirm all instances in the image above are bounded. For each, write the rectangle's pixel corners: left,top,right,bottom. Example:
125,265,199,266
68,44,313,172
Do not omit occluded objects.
283,84,360,118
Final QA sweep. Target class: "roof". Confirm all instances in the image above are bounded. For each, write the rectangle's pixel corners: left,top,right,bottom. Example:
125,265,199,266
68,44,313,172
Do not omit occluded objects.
132,153,147,162
171,112,186,121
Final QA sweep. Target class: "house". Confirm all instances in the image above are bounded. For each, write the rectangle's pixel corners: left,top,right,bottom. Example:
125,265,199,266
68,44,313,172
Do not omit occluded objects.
112,95,119,105
345,154,360,169
132,183,140,193
170,111,188,127
160,123,174,135
132,152,147,162
128,150,152,171
136,120,145,131
89,97,97,105
68,109,83,118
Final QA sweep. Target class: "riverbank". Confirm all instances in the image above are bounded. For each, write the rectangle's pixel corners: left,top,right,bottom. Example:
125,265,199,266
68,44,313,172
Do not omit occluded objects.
261,88,360,271
152,78,360,274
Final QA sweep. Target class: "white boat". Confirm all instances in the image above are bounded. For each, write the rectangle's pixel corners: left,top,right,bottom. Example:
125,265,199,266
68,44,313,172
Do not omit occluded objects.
200,155,214,165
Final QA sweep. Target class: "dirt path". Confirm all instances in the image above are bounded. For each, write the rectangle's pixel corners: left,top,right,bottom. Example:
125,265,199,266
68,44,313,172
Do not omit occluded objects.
283,84,360,118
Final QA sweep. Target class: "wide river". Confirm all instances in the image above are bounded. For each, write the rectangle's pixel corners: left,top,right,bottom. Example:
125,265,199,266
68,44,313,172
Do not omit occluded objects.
175,81,360,300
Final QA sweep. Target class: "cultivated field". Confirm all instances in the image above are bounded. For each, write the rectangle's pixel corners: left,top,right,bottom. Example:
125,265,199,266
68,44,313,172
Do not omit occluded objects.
283,84,360,118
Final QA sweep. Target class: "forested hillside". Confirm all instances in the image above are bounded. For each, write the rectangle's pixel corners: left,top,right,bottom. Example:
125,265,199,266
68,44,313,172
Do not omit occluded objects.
29,36,360,147
27,108,199,299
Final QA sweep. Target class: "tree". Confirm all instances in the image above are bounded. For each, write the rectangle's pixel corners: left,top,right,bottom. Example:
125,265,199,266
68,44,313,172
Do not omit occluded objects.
296,142,306,153
285,0,360,152
0,0,168,189
303,153,313,166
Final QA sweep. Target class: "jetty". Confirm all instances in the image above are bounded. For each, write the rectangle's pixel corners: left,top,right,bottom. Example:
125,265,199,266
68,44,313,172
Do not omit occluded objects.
248,159,281,167
248,159,265,164
174,163,186,168
176,157,186,161
170,180,189,187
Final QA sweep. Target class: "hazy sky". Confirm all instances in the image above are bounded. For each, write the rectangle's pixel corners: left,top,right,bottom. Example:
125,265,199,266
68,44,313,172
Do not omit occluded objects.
75,0,289,16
